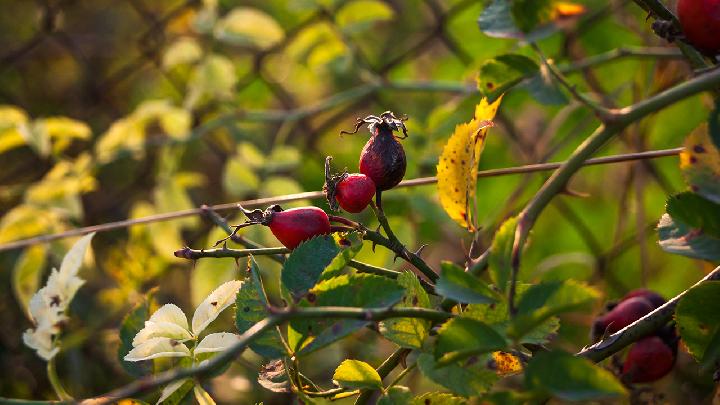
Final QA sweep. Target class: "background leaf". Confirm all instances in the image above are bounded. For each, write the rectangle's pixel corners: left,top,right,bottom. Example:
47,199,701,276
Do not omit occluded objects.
676,282,720,364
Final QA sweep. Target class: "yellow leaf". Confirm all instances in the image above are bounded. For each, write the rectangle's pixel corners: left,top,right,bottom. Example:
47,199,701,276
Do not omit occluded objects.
437,97,502,230
551,1,586,19
491,351,523,376
680,123,720,204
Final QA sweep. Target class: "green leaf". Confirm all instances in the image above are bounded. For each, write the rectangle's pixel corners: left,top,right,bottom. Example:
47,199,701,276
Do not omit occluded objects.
157,379,194,405
336,0,394,33
186,54,238,108
162,37,203,69
118,291,155,377
417,353,497,397
508,280,599,340
666,192,720,238
412,392,466,405
235,257,284,359
658,213,720,261
378,386,412,405
489,216,518,292
289,273,404,354
12,245,47,319
478,54,538,103
380,271,431,349
435,317,507,366
700,327,720,374
282,233,363,300
436,261,497,304
524,350,626,401
464,284,559,345
213,7,284,49
510,0,553,33
676,282,720,365
332,359,383,389
524,65,568,105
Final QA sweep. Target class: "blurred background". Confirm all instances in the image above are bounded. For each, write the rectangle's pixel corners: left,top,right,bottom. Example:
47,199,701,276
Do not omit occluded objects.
0,0,716,403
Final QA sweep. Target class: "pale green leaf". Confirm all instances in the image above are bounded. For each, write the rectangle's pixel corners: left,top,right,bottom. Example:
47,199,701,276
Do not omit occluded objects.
332,359,382,389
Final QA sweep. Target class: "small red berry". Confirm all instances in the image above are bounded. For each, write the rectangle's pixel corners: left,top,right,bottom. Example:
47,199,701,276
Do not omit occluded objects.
622,336,675,383
677,0,720,55
592,297,655,340
267,206,331,249
622,289,666,309
335,174,375,213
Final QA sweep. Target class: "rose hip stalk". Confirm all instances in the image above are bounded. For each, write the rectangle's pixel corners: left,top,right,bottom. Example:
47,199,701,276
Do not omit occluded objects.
341,111,408,210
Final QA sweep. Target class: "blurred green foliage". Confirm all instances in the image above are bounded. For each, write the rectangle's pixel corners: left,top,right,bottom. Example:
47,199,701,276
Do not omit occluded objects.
0,0,718,403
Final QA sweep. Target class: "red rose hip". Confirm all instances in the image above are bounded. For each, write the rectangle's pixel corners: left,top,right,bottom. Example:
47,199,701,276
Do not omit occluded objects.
267,207,331,249
622,336,675,383
677,0,720,54
622,289,666,309
335,174,375,213
592,296,655,340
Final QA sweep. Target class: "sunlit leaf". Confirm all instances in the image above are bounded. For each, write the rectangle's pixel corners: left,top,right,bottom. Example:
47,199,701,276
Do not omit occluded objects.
525,350,626,401
192,279,243,335
489,351,523,376
336,0,394,33
193,385,216,405
163,37,203,69
0,205,64,244
332,359,382,389
680,123,720,204
12,245,47,319
157,379,194,405
437,97,501,230
489,216,518,292
379,271,431,349
214,8,284,49
123,337,191,361
413,392,466,405
186,54,238,108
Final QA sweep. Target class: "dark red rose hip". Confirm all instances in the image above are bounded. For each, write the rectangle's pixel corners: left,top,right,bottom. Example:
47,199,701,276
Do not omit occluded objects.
622,336,675,383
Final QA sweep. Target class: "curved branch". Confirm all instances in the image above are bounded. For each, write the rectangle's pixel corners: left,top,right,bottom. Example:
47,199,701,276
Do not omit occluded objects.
578,264,720,362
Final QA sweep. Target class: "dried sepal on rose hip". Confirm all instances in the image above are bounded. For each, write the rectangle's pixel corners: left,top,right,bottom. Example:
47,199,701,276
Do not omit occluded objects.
341,111,408,209
323,156,375,213
212,204,332,250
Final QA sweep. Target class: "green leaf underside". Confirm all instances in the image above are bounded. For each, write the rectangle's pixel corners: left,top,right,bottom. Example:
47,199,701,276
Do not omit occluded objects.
380,271,432,349
658,213,720,261
524,350,626,401
436,261,496,304
235,257,284,358
676,282,720,365
435,317,507,366
508,280,599,340
417,353,498,397
464,284,559,345
289,273,404,354
332,359,383,389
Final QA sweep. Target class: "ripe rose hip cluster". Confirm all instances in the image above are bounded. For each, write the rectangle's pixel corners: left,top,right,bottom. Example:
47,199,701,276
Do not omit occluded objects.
592,289,678,384
212,112,408,250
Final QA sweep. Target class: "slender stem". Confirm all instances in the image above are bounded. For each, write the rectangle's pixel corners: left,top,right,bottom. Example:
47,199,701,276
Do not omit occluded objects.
47,358,73,401
81,306,448,405
0,148,683,253
173,246,289,260
578,264,720,362
384,363,416,393
347,260,435,294
508,66,720,314
361,229,438,282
